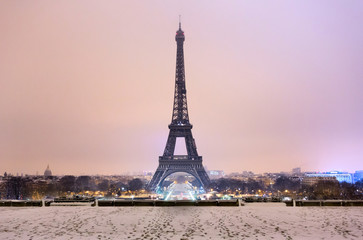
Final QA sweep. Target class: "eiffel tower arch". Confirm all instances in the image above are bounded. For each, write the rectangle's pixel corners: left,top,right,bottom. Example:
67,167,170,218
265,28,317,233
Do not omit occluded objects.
148,21,210,191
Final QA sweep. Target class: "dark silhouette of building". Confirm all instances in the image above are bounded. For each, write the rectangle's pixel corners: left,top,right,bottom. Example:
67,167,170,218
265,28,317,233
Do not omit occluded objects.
44,164,52,177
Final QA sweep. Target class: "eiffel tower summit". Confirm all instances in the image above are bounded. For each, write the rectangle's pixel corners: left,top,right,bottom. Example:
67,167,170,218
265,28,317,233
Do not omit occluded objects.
148,21,211,192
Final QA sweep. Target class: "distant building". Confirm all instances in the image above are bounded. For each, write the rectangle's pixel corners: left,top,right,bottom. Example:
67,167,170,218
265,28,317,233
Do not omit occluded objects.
354,170,363,183
305,171,353,184
292,167,301,175
242,171,254,177
208,170,225,179
142,171,153,176
44,165,52,177
302,176,338,186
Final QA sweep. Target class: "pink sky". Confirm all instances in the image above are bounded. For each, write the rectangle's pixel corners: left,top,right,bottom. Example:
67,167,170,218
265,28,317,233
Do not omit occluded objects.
1,1,362,175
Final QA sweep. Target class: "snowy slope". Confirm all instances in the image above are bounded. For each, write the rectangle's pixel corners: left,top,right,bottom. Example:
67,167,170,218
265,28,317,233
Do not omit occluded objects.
0,203,362,239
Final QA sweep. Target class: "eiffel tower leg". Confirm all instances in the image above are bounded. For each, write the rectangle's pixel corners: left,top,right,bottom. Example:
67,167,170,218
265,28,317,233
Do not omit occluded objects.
163,134,176,157
185,133,198,156
196,168,211,188
148,167,165,191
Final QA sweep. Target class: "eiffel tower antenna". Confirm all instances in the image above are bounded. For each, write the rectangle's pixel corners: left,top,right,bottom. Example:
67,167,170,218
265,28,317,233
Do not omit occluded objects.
148,21,210,192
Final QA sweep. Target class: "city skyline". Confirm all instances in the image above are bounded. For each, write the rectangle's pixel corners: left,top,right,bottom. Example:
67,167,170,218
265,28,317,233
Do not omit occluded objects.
3,165,363,178
1,1,363,175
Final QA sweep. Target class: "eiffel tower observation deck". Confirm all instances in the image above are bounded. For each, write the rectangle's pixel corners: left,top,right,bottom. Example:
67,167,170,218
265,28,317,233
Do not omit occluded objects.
148,21,210,192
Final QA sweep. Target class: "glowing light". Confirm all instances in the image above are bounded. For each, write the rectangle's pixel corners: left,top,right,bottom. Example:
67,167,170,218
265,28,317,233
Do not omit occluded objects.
165,191,173,200
188,191,195,201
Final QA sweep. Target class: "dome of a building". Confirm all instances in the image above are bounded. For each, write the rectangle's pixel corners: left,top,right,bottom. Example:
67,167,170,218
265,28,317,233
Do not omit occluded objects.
44,164,52,177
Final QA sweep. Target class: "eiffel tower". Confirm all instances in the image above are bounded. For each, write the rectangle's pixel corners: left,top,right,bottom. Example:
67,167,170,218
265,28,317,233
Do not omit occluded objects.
148,21,210,191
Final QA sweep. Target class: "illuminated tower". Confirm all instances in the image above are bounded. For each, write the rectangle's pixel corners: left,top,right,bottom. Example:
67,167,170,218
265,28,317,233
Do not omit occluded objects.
148,21,210,191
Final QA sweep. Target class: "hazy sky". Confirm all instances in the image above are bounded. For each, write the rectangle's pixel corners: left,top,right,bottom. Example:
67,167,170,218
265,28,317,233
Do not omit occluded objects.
1,1,362,175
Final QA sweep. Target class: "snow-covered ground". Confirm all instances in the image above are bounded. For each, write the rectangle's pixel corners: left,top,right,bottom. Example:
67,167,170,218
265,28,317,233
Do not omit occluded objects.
0,203,362,239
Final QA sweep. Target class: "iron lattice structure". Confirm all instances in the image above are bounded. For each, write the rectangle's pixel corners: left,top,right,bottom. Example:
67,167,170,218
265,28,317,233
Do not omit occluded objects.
148,22,210,191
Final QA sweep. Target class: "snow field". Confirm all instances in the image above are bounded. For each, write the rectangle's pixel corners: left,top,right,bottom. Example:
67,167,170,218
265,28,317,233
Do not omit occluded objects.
0,203,362,239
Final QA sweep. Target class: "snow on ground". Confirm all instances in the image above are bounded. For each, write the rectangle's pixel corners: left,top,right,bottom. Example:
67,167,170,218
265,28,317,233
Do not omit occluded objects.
0,203,362,239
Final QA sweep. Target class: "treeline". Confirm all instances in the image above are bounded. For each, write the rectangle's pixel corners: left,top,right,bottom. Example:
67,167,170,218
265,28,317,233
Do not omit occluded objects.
209,176,363,200
56,176,145,194
209,176,301,193
303,180,363,200
0,176,146,200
